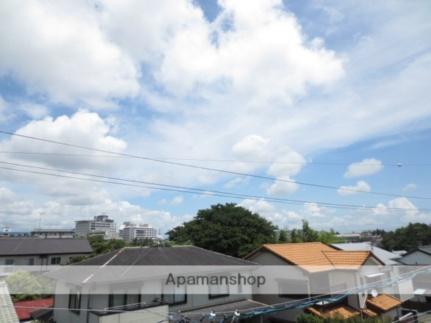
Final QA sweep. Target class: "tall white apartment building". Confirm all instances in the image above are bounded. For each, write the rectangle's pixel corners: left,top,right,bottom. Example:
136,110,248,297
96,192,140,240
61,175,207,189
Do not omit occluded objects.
119,222,158,242
75,215,117,239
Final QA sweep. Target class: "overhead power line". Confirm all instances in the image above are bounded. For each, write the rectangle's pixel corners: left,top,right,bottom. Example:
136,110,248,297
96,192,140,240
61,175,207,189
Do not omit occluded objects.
0,161,428,212
0,131,428,200
0,150,416,167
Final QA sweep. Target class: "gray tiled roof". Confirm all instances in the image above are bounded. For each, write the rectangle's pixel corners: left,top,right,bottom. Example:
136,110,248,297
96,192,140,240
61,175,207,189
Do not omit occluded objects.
418,245,431,255
78,246,255,266
0,238,92,256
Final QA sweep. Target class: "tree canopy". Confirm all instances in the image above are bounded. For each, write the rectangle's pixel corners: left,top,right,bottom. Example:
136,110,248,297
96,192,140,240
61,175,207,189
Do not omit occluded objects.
285,220,342,244
88,235,126,255
167,203,277,257
380,222,431,251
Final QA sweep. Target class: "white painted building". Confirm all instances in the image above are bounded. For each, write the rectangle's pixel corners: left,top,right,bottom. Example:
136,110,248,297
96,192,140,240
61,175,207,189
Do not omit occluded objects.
119,222,158,242
31,228,75,239
75,215,117,239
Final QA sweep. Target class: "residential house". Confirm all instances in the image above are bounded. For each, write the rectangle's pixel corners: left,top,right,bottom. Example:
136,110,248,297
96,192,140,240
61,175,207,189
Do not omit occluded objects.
0,238,92,266
245,242,403,322
399,245,431,266
398,245,431,307
332,242,415,303
52,246,264,323
31,228,75,239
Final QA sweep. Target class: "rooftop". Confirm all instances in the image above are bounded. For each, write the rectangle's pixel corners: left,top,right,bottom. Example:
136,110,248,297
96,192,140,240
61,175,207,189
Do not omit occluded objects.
77,246,255,266
14,297,54,321
0,238,92,256
307,304,360,320
332,242,401,265
0,281,19,323
366,294,401,312
248,242,374,272
418,245,431,255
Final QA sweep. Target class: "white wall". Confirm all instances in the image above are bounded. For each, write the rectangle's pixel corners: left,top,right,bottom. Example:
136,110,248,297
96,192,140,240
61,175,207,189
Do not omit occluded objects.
54,271,253,323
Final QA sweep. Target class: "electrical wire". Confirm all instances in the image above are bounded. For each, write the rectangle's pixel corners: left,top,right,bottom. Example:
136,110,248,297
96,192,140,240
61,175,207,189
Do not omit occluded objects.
7,265,430,322
0,131,427,200
178,265,431,321
0,150,418,167
0,161,428,212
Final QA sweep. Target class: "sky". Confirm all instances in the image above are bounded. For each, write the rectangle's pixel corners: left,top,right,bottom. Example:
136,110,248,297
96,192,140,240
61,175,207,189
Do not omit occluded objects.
0,0,430,234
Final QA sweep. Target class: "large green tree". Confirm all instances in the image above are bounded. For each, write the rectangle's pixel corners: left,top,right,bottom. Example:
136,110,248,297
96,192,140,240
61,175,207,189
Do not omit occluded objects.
381,223,431,251
167,203,277,257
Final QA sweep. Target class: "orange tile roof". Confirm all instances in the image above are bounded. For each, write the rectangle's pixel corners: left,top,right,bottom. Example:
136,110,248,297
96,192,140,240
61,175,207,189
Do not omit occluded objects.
362,308,378,317
323,251,370,268
366,294,401,312
261,242,372,272
307,305,360,319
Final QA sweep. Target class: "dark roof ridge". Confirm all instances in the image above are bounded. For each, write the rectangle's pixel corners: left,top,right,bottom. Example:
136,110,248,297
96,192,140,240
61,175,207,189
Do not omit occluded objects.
189,245,257,265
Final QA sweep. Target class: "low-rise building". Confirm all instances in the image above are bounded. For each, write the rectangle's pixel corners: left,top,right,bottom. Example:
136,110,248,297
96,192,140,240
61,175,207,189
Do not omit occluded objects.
399,245,431,265
336,233,361,243
52,246,262,323
119,222,158,242
75,215,117,239
245,242,405,322
30,228,75,239
0,238,92,266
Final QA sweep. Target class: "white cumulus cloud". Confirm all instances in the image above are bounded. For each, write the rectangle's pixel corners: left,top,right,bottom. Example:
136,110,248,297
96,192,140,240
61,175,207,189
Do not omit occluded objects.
344,159,383,178
337,180,371,196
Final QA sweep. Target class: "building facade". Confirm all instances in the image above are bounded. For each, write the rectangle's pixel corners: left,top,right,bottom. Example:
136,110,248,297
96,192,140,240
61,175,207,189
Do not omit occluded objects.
119,222,158,242
245,242,405,322
0,238,92,266
52,246,259,323
75,215,117,239
31,228,75,239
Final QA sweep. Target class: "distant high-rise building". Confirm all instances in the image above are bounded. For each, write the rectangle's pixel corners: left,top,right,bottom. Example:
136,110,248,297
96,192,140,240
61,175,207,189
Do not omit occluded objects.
119,222,158,242
75,215,117,239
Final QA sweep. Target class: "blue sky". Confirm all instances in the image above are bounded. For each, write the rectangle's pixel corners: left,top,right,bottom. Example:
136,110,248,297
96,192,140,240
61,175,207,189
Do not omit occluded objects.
0,0,430,233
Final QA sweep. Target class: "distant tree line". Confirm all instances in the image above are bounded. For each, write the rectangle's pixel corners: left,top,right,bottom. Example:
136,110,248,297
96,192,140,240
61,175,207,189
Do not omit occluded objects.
84,203,431,260
380,222,431,251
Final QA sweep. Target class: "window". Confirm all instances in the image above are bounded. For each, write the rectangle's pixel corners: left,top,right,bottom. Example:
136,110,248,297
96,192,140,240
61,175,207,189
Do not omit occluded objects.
163,284,187,305
27,258,34,265
68,288,81,314
208,282,229,299
51,257,61,265
108,287,142,310
5,259,14,265
108,294,126,309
